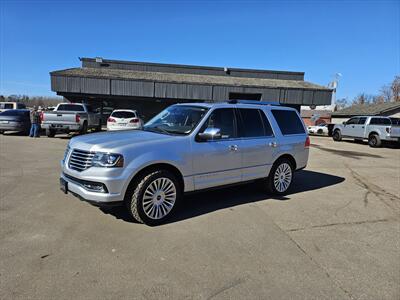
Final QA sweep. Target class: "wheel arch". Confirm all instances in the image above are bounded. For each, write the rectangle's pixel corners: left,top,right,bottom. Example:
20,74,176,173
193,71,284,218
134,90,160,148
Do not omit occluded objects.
274,154,297,170
368,131,379,138
124,163,185,199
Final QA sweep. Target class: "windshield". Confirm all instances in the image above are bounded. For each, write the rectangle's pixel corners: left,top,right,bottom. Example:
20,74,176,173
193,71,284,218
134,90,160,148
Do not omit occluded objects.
143,105,208,135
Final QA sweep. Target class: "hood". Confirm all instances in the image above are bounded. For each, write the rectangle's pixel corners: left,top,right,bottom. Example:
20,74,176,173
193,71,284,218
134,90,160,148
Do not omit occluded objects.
69,130,173,152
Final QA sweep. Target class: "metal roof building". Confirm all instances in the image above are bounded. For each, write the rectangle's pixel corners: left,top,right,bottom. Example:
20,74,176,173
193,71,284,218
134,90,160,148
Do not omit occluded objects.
50,57,333,120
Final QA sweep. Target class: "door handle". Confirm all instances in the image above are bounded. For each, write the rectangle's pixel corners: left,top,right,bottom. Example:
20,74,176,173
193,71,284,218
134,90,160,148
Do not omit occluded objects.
229,145,238,151
269,142,277,148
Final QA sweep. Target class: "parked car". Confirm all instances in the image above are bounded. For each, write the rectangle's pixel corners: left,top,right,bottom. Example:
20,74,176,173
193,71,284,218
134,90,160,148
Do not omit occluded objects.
0,102,26,112
307,123,328,135
107,109,143,131
60,100,310,225
41,103,102,137
332,116,400,147
0,109,31,135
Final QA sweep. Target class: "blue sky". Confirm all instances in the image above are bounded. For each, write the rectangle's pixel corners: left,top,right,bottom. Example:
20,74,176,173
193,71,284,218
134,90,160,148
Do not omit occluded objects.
0,0,398,101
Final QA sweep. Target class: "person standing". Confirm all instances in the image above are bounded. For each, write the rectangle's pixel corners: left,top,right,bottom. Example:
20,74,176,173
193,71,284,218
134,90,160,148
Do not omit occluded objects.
29,106,41,138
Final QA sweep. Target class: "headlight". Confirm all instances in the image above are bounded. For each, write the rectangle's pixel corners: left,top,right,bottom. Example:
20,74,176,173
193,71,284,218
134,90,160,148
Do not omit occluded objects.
92,152,124,168
63,145,70,163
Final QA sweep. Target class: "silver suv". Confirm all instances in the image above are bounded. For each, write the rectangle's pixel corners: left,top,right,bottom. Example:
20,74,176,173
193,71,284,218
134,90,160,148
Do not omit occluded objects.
60,101,309,225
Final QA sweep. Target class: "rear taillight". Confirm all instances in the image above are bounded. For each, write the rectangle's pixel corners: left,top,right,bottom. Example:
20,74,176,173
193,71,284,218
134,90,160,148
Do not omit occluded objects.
305,136,310,148
107,117,116,123
130,118,139,123
40,112,44,122
75,114,80,123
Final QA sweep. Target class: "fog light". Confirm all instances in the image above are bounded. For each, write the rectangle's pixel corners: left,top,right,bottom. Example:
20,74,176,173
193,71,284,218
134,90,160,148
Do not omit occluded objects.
83,183,107,193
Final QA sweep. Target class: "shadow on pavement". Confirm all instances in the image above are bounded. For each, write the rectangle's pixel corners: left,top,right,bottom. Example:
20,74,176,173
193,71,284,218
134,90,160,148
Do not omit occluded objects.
311,143,385,159
100,170,345,224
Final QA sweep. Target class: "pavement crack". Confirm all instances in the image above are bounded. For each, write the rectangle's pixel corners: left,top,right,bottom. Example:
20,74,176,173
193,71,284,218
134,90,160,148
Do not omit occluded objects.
345,164,400,214
207,277,245,300
286,218,390,232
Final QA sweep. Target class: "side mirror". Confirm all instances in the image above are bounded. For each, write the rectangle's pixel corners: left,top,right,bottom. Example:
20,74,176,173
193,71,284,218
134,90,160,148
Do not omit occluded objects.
197,127,222,141
342,121,347,125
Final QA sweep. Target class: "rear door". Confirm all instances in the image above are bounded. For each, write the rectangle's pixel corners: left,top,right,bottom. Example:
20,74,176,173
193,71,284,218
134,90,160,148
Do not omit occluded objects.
192,108,242,190
237,108,276,181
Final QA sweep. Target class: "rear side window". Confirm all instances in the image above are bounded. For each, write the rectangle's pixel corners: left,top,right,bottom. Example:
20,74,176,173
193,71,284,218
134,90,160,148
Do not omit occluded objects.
237,109,265,137
237,108,274,137
358,117,367,124
57,104,85,112
111,111,137,118
370,118,391,125
271,110,305,135
17,103,26,109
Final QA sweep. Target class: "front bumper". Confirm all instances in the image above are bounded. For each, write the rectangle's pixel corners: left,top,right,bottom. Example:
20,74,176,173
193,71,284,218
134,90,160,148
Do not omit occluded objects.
60,171,125,206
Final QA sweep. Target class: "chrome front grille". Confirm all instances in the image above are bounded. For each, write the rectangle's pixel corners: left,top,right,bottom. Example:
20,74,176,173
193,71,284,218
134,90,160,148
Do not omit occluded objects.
68,149,94,172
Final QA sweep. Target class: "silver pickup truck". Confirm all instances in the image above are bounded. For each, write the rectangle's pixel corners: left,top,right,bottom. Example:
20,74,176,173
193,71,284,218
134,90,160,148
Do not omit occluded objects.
332,116,400,147
41,103,102,137
60,100,310,225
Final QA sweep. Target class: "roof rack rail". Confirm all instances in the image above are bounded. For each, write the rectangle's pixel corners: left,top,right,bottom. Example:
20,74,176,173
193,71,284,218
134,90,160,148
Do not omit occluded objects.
227,99,280,106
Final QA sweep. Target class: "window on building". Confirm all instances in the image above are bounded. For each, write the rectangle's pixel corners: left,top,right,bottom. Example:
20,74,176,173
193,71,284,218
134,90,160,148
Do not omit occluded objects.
229,93,262,101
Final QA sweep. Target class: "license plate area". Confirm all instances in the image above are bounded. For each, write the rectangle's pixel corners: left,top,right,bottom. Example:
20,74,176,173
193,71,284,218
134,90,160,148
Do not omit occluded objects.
60,178,68,194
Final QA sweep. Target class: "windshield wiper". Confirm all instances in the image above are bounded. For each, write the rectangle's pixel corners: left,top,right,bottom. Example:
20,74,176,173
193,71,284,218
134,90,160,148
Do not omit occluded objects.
143,126,171,135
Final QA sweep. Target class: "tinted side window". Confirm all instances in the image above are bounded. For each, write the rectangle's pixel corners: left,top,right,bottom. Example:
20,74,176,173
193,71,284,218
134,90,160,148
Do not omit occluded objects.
346,117,359,125
201,108,236,139
370,118,391,125
358,117,367,124
271,110,305,135
237,109,265,137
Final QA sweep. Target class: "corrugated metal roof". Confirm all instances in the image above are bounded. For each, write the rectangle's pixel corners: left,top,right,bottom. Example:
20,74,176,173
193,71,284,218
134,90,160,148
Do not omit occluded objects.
332,102,400,116
51,67,331,91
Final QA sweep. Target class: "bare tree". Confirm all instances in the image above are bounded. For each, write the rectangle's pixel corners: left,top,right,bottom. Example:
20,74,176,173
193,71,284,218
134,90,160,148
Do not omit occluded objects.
392,76,400,102
379,84,393,102
335,98,348,110
352,93,373,105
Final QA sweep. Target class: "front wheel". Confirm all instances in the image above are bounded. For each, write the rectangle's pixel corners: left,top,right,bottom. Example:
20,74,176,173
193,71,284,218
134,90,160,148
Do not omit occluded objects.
266,159,294,195
332,130,342,141
125,170,181,226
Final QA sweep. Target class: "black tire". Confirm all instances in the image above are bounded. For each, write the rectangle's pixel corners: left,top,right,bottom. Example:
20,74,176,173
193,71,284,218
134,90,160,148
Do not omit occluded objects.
80,122,88,135
46,129,56,138
368,134,381,148
125,170,181,226
317,129,323,135
95,120,102,132
0,131,4,135
332,130,342,141
264,158,294,195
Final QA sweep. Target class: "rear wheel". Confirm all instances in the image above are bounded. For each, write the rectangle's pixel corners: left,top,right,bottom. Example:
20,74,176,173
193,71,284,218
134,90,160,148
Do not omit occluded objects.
265,158,294,195
368,134,381,147
46,129,55,137
0,130,4,135
125,170,181,226
80,122,88,135
332,130,342,141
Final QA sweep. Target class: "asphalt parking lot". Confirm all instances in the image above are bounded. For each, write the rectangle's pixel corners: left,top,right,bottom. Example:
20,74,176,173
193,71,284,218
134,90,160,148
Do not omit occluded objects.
0,134,399,299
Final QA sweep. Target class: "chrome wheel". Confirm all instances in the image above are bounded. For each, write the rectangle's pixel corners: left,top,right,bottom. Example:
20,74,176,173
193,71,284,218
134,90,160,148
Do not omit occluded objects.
142,177,177,220
273,163,292,193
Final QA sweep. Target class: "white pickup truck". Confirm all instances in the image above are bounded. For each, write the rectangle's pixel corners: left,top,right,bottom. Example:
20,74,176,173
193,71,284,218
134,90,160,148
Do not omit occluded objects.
41,103,102,137
332,116,400,147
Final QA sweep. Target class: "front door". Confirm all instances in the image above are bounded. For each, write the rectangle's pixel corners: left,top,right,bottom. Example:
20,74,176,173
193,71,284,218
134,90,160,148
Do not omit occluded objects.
342,117,360,137
192,108,242,190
